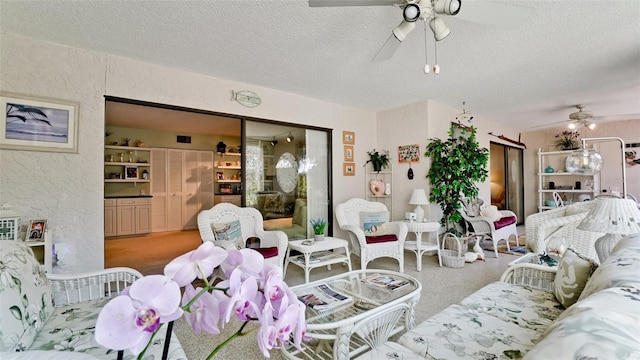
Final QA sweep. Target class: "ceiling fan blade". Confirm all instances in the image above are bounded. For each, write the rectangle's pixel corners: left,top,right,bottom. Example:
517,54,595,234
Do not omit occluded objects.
455,0,535,30
309,0,399,7
373,33,402,61
530,120,572,129
593,113,640,122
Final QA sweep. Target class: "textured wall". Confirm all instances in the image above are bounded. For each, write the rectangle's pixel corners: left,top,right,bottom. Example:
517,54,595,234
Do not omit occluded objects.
0,33,377,272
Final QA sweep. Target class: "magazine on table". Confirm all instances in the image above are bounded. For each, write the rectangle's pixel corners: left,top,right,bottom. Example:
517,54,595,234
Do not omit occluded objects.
294,251,330,264
360,273,410,292
297,283,352,311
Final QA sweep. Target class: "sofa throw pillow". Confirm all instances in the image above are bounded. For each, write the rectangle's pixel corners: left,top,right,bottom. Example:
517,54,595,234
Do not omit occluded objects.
212,220,244,249
263,194,282,213
553,248,598,308
480,205,502,222
360,211,389,236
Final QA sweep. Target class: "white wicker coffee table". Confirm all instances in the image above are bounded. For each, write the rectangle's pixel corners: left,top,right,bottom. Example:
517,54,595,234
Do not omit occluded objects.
284,237,352,283
508,252,560,269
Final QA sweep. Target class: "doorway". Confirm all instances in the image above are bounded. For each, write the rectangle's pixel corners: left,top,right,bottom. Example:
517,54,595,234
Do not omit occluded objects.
490,142,524,223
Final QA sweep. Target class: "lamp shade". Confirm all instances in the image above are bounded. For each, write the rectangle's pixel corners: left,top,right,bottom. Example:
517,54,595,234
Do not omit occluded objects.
577,197,640,235
409,189,428,205
565,148,603,175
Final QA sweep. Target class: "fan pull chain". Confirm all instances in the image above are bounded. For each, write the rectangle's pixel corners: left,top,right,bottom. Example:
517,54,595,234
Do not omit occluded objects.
423,19,430,74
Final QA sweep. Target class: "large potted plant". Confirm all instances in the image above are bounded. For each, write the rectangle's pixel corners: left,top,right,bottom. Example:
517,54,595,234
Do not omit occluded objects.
364,149,390,172
424,125,489,233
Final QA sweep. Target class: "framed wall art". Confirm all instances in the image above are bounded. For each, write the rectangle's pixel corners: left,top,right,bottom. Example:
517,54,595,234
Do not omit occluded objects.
398,144,420,163
1,92,79,153
342,131,355,145
344,145,354,162
125,166,138,179
343,162,355,176
27,219,47,241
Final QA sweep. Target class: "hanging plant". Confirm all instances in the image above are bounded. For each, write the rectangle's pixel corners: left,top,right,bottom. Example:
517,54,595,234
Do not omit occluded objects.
364,149,390,172
424,125,489,233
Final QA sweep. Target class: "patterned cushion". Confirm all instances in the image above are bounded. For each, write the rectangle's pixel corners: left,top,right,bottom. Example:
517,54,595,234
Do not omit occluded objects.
354,341,421,360
360,211,389,236
398,304,538,359
0,241,54,351
460,281,563,334
30,297,187,359
553,248,598,308
578,244,640,301
523,287,640,360
212,220,244,249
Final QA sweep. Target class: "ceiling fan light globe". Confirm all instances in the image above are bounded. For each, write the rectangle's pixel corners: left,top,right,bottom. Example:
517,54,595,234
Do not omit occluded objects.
588,122,596,130
433,0,461,16
429,17,451,41
403,3,421,22
393,20,416,42
568,123,577,129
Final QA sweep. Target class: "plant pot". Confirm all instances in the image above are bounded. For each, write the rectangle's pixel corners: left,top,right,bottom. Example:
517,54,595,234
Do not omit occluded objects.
372,163,383,172
314,234,325,242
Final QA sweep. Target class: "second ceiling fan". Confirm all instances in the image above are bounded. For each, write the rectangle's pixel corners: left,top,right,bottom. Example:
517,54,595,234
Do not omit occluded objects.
309,0,535,63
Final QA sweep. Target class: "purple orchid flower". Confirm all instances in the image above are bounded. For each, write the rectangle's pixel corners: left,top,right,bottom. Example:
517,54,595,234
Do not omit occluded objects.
221,248,264,280
95,275,183,356
182,283,221,335
164,241,228,286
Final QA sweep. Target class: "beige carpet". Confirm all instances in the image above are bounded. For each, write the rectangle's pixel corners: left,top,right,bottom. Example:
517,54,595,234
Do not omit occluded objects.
174,248,521,359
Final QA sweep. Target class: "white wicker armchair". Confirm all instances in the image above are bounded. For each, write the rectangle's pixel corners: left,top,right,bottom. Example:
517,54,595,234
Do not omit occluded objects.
525,202,603,263
197,203,289,267
335,198,407,272
458,208,518,259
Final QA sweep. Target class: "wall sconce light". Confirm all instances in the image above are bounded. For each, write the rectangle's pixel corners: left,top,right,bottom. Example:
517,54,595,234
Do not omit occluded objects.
286,132,294,143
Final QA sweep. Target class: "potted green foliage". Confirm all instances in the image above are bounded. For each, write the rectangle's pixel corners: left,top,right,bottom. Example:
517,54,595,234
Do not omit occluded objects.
424,125,489,233
364,149,390,172
310,218,327,242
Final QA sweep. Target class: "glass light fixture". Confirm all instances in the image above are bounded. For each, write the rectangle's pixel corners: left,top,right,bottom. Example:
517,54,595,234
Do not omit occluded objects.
565,147,603,175
403,3,421,22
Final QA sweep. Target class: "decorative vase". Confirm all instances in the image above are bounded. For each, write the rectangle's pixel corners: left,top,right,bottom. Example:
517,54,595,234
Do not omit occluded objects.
544,165,554,173
373,162,383,172
314,234,325,242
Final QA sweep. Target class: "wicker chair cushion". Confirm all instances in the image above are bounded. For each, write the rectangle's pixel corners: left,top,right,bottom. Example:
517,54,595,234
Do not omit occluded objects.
366,234,398,244
253,246,279,259
494,216,517,230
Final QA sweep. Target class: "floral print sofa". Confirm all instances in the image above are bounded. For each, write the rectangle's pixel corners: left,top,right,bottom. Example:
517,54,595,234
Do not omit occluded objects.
0,241,187,359
393,233,640,359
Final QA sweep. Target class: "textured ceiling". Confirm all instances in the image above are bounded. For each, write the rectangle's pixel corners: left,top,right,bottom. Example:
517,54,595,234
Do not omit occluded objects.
1,0,639,130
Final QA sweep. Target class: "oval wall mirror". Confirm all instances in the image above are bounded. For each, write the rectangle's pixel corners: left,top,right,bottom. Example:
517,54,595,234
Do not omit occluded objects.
276,152,298,193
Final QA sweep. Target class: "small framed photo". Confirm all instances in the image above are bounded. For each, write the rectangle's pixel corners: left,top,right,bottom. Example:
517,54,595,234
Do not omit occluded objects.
27,220,47,241
125,166,138,179
342,131,355,145
344,145,354,161
1,92,79,153
343,162,355,176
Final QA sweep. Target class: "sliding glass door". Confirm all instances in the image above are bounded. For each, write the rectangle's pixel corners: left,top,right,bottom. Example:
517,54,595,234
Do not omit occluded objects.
490,142,524,223
245,121,331,240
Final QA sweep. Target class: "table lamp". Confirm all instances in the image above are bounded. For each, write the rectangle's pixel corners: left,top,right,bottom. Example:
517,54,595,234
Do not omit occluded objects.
576,196,640,262
409,189,428,222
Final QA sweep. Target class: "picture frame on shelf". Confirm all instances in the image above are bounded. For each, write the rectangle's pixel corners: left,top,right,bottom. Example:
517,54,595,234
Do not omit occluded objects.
343,162,355,176
125,166,138,179
342,131,355,145
344,145,354,161
27,219,47,241
0,92,79,153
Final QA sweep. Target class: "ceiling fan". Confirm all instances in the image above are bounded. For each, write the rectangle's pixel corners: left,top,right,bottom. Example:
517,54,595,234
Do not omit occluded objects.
308,0,535,63
532,104,640,130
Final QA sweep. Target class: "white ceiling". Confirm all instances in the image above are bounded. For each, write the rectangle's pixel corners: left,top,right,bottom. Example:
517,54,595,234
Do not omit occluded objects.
1,0,639,131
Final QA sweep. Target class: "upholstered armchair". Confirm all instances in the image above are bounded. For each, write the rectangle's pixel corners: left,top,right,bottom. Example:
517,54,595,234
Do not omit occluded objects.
197,203,288,267
335,198,407,272
525,201,603,263
458,201,518,259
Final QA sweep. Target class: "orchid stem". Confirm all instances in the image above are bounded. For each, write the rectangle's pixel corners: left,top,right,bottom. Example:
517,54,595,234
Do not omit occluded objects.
205,321,252,360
